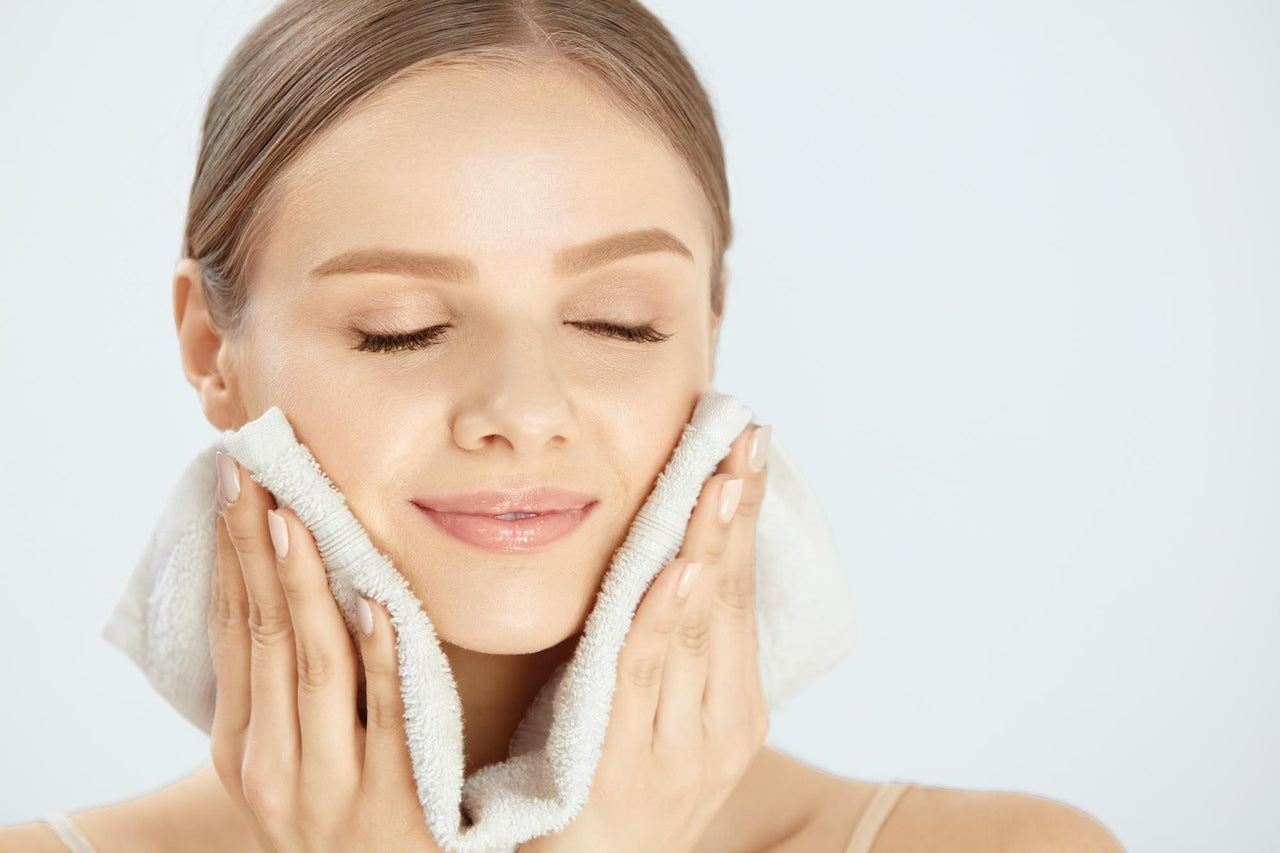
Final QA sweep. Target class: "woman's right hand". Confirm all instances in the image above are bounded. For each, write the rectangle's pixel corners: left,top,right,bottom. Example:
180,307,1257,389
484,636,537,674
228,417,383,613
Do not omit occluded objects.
206,451,444,852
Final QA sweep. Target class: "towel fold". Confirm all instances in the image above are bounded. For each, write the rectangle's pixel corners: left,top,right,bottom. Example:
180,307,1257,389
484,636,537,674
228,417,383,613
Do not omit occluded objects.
101,386,855,853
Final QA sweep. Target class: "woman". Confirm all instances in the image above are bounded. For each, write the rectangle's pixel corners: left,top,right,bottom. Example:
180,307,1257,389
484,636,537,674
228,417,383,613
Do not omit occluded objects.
4,0,1124,850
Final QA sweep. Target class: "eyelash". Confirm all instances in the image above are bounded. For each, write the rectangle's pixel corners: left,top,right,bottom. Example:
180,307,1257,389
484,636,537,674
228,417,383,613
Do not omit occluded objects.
352,321,672,353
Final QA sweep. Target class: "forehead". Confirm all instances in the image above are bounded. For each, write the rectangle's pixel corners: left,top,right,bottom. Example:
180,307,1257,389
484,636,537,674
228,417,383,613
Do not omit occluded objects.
259,62,712,278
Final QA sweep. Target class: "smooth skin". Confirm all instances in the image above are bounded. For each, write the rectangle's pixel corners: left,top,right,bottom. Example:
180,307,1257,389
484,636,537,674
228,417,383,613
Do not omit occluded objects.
209,420,769,852
0,58,1127,853
184,60,733,785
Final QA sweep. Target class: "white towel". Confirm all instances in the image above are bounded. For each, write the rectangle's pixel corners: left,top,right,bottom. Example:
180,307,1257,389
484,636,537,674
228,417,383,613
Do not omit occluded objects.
101,386,855,853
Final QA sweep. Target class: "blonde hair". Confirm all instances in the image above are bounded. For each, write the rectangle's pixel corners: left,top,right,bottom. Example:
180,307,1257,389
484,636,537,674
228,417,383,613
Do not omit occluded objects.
182,0,733,340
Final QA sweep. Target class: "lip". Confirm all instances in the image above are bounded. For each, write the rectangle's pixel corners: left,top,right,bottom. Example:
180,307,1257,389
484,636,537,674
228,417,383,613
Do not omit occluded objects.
414,501,597,553
414,487,597,516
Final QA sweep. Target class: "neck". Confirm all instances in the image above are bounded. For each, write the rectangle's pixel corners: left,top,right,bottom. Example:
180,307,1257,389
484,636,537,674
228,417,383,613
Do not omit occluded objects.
443,633,580,777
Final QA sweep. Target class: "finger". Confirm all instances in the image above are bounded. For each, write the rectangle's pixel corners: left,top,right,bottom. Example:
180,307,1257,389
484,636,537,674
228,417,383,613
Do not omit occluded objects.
217,452,301,773
654,472,740,749
705,425,771,764
706,425,769,708
357,597,416,803
608,556,702,758
267,506,362,795
210,509,252,786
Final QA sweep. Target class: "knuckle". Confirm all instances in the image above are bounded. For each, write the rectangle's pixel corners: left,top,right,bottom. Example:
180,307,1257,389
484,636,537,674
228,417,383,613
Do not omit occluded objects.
702,531,730,561
736,479,766,517
295,644,334,692
274,564,308,599
650,604,682,639
222,511,261,554
214,586,248,631
247,599,294,647
361,646,397,681
364,691,403,732
675,616,711,655
240,762,288,820
626,655,664,690
715,569,756,615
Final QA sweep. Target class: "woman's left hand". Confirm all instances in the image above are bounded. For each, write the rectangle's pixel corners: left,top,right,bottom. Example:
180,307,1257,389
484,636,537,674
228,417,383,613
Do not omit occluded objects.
520,422,773,853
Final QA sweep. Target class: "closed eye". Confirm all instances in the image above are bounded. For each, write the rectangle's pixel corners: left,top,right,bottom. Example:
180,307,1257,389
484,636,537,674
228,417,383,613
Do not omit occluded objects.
352,324,451,353
351,321,671,353
572,321,672,344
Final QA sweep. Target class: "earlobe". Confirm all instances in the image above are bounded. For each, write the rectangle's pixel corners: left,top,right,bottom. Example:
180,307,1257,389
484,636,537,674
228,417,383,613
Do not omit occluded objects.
172,258,245,431
706,263,727,382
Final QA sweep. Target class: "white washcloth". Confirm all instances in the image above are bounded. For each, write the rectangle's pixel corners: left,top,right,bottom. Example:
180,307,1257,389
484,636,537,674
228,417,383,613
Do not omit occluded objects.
101,387,855,853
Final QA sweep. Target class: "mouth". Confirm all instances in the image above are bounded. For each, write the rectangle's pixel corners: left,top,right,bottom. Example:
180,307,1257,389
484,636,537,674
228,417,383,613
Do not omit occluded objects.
412,501,598,553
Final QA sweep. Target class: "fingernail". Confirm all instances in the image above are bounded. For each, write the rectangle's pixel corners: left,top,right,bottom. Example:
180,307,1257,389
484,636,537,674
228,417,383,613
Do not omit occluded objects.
719,477,743,524
676,562,702,600
266,509,289,561
357,597,374,637
215,451,240,510
749,425,772,472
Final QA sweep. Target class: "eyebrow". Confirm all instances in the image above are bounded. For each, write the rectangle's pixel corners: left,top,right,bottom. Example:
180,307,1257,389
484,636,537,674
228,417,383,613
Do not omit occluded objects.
308,227,694,283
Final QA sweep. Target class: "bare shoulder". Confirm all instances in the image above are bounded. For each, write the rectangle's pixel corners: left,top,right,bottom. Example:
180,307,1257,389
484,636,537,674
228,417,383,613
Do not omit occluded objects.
845,782,1127,853
0,762,262,853
713,747,1125,853
0,823,70,853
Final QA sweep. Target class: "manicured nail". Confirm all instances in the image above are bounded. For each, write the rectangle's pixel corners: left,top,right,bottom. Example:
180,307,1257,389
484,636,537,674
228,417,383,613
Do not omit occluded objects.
676,562,702,600
357,597,375,637
719,478,743,524
749,425,772,472
266,509,288,561
215,451,240,509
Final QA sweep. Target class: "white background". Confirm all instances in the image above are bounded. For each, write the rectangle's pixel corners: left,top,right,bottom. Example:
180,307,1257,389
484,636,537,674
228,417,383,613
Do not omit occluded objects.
2,2,1277,851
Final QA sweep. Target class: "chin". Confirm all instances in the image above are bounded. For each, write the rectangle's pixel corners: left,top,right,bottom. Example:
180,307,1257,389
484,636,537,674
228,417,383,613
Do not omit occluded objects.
429,581,594,656
441,619,584,656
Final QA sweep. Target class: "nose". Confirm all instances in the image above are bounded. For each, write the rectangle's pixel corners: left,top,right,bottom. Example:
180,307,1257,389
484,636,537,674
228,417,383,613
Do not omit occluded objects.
450,325,577,456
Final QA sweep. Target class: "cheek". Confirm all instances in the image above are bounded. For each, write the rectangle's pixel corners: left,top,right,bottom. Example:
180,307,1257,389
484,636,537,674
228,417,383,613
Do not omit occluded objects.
607,383,703,514
240,330,410,530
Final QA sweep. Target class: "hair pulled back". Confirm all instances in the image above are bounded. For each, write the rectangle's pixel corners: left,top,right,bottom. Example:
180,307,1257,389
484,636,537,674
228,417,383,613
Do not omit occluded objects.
182,0,733,341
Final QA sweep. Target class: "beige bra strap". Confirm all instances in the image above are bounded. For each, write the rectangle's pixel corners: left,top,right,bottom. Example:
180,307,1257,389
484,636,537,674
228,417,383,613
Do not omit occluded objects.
843,782,914,853
38,812,99,853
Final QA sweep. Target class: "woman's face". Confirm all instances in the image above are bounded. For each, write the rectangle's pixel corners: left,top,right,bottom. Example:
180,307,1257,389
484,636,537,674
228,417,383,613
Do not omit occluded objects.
222,62,721,656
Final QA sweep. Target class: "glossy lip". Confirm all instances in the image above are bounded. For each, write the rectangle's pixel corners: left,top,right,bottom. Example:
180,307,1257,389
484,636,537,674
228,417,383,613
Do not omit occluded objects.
414,486,597,516
414,501,598,553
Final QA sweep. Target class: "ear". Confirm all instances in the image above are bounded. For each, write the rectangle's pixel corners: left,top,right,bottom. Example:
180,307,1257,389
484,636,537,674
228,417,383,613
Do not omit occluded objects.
172,258,249,431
